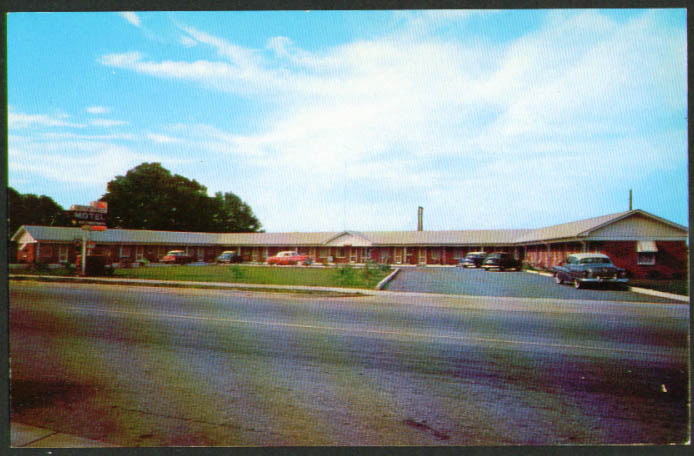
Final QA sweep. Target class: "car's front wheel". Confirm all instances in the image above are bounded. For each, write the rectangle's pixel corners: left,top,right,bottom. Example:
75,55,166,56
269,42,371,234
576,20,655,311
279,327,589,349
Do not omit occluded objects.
574,279,582,289
555,274,563,285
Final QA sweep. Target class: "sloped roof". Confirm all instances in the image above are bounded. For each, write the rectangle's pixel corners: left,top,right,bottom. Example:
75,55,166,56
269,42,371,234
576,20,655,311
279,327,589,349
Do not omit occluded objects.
514,211,631,243
362,229,532,245
12,225,221,245
11,210,688,248
515,209,688,243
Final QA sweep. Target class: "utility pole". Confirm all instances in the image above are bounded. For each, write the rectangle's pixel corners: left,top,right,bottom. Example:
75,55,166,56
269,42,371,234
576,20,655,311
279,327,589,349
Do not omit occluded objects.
629,189,633,211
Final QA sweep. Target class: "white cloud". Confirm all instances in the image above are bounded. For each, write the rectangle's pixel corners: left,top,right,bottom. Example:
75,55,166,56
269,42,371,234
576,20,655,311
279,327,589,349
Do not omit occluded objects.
180,35,197,48
89,119,128,127
95,11,685,231
119,12,141,28
9,139,151,185
147,133,179,144
86,106,110,114
8,110,84,129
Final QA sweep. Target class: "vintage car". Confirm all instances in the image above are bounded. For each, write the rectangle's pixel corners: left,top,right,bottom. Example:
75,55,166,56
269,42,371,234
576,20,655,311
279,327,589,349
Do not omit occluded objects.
215,251,243,264
458,252,487,268
552,253,629,289
266,251,312,266
160,250,195,264
481,252,522,271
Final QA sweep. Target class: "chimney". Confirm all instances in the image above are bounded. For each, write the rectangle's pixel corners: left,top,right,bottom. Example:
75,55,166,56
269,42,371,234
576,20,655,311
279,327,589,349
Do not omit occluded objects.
629,189,632,211
417,206,423,231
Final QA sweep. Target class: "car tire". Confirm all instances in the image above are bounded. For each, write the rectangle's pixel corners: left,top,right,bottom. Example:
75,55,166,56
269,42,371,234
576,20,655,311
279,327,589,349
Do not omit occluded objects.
574,279,582,289
555,274,563,285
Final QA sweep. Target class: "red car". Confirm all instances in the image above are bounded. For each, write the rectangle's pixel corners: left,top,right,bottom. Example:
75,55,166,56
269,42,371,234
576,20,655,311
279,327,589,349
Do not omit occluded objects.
267,251,312,266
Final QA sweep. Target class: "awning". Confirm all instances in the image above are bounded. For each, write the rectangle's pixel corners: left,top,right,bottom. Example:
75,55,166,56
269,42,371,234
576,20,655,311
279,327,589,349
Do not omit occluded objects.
637,241,658,253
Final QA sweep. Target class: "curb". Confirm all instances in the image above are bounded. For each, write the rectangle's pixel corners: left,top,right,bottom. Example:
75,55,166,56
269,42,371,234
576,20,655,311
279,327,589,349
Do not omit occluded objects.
9,274,378,297
376,268,400,290
523,270,688,303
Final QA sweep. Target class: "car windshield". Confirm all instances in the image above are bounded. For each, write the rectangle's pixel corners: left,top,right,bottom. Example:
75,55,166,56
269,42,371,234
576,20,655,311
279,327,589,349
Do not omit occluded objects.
579,257,611,264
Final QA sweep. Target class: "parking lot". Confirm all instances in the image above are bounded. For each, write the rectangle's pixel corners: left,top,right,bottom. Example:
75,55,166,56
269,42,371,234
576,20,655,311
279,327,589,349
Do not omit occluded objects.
385,267,681,303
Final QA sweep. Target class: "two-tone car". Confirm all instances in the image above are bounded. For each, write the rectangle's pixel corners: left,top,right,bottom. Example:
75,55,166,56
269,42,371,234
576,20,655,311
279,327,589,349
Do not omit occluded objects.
266,251,312,266
552,253,629,289
458,252,487,268
215,251,243,264
160,250,195,264
481,252,521,271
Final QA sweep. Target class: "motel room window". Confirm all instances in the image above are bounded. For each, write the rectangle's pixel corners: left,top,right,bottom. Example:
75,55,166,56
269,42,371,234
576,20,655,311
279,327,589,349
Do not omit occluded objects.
320,248,329,258
336,248,346,258
120,246,131,258
637,252,656,265
637,241,657,266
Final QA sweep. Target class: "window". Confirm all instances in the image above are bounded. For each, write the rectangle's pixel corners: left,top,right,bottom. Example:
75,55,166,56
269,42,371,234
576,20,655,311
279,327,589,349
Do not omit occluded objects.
120,246,131,258
336,248,345,258
431,248,439,259
638,252,656,265
319,248,329,258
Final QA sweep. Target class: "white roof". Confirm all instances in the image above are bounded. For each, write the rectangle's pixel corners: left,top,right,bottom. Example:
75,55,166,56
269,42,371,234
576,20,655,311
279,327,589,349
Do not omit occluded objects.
567,253,611,260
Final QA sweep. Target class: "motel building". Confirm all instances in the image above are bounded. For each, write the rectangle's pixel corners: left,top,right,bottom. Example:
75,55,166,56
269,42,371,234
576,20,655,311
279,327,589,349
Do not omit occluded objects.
11,209,688,280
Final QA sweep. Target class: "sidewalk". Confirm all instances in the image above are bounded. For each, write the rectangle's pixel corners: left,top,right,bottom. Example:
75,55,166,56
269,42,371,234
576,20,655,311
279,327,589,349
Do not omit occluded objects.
11,422,118,448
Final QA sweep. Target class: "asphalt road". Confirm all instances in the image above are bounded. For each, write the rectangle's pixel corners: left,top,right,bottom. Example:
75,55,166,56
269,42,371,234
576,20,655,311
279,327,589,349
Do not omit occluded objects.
9,281,688,446
386,267,681,302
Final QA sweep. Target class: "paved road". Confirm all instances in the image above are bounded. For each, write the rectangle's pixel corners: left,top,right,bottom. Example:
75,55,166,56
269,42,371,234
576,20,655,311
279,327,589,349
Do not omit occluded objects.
9,281,688,446
386,267,681,302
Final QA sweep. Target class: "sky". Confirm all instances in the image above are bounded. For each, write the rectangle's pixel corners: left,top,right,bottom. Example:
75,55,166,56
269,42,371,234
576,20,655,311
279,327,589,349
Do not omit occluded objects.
7,9,688,232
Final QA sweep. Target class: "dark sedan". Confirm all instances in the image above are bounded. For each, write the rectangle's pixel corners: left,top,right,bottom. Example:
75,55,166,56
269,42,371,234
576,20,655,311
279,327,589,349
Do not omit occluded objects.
458,252,487,268
552,253,629,289
481,252,522,271
215,251,243,264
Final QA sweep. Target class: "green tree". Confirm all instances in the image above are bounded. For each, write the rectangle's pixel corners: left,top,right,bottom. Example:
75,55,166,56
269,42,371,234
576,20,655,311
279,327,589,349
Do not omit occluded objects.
8,187,71,236
211,192,263,233
101,162,261,232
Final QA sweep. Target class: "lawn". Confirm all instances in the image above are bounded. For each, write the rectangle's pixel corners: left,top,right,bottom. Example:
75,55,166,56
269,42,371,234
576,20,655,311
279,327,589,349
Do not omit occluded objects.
112,264,391,289
628,279,688,296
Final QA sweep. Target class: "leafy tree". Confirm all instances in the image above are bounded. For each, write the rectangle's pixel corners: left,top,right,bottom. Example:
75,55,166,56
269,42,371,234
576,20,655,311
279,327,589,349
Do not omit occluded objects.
211,192,263,233
8,187,72,237
101,162,261,232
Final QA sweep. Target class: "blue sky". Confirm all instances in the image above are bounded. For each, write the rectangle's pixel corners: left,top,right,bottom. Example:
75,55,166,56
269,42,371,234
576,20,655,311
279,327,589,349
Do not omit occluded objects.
7,9,688,232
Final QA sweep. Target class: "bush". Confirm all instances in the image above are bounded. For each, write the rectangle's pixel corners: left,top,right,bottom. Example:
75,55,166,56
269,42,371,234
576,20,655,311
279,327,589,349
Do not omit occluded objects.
647,270,661,280
378,263,392,273
30,262,51,274
334,265,358,286
229,265,244,280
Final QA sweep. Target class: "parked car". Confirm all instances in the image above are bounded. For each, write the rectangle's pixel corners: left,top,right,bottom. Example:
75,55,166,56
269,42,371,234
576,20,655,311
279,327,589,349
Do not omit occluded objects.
160,250,195,264
267,251,312,266
215,251,243,264
552,253,629,289
481,252,521,271
458,252,487,268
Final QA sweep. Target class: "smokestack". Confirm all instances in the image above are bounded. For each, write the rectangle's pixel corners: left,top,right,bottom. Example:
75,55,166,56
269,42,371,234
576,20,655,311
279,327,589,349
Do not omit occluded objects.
417,206,423,231
629,189,632,211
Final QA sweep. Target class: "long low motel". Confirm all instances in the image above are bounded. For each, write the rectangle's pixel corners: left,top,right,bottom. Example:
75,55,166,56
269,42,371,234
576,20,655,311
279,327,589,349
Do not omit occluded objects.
11,209,688,279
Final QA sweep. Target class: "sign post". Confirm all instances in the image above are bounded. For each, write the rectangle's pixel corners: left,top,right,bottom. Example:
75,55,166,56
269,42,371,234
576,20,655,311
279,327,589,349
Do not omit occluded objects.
67,201,108,276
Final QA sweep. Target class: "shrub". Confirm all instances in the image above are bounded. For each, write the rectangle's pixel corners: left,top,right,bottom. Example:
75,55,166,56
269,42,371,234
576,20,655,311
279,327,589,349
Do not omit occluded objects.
31,262,51,274
229,265,244,280
334,265,358,286
378,263,392,273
